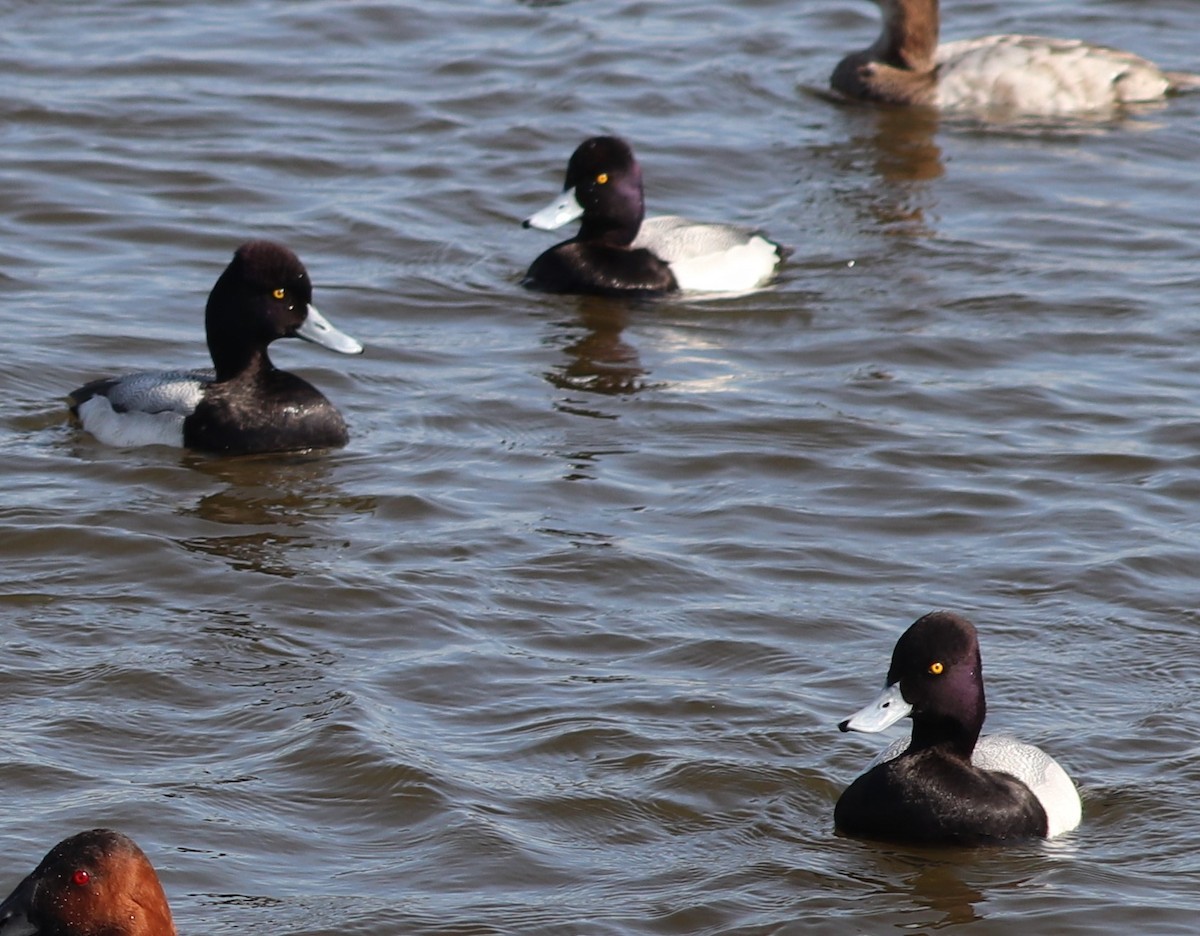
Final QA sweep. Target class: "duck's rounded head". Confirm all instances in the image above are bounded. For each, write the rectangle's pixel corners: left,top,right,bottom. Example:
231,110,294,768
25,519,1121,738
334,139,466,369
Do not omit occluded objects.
890,611,984,730
841,610,986,756
526,136,646,246
0,829,176,936
206,240,361,380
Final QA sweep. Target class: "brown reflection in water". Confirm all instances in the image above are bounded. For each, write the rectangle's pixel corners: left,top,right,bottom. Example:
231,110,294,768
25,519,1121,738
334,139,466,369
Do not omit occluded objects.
175,454,375,577
544,296,660,397
179,531,312,577
823,101,944,236
866,106,943,183
896,861,985,928
861,106,943,235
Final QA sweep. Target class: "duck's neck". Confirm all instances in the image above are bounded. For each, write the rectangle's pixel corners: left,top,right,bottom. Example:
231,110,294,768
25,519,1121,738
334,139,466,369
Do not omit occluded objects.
209,341,272,383
578,213,640,248
910,714,980,760
872,0,940,73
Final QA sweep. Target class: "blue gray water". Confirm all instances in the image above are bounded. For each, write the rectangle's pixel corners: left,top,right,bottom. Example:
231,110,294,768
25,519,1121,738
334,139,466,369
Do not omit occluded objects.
1,0,1199,932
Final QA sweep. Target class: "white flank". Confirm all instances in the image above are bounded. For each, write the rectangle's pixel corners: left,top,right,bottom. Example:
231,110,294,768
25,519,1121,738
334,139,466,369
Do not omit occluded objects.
635,216,781,293
77,394,187,448
75,369,211,448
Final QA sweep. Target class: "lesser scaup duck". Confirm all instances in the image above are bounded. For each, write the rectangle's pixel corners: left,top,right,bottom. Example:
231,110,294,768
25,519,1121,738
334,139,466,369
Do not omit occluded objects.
835,611,1081,845
0,829,175,936
832,0,1198,116
522,136,784,296
68,240,363,455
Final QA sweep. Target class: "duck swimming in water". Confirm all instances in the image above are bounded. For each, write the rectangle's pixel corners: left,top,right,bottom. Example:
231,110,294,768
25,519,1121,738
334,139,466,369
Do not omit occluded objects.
835,611,1082,845
523,136,784,296
69,240,362,455
831,0,1199,117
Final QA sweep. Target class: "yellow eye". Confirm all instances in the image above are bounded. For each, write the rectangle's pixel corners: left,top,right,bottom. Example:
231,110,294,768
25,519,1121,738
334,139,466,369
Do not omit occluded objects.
596,173,608,184
929,662,944,675
272,288,286,299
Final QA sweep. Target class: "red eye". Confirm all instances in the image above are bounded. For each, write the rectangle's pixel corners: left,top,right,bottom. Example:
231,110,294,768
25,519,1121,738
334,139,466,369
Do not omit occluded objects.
72,870,90,887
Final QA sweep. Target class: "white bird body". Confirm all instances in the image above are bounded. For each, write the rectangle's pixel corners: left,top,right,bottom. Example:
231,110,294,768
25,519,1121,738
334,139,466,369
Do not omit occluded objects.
633,216,782,293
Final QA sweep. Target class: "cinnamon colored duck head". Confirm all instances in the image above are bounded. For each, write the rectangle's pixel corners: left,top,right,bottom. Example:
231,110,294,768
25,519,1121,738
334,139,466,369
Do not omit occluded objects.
0,829,175,936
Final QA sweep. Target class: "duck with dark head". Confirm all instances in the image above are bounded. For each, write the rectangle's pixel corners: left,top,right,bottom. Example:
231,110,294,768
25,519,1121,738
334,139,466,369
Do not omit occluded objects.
835,611,1082,845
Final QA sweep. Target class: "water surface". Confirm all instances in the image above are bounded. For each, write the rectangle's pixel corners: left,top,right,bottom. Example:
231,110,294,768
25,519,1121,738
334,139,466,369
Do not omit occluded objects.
1,1,1199,932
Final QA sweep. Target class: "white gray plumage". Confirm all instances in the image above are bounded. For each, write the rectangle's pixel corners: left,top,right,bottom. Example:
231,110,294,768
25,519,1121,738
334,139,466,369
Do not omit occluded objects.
935,35,1179,116
93,369,213,415
633,216,783,293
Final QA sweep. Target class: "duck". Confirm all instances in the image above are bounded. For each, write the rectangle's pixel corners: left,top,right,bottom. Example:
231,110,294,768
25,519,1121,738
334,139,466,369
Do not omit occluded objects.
68,240,363,455
0,829,176,936
835,611,1081,845
831,0,1199,117
522,136,784,296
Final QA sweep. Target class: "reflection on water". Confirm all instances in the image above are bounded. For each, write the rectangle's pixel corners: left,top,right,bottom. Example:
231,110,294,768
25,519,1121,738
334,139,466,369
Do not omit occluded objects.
543,297,656,398
836,104,944,236
897,859,986,928
865,107,944,185
178,530,315,578
555,448,632,483
176,455,376,577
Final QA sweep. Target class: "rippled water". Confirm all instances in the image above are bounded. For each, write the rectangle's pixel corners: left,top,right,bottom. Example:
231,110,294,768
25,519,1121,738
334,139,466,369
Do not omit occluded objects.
2,0,1200,932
